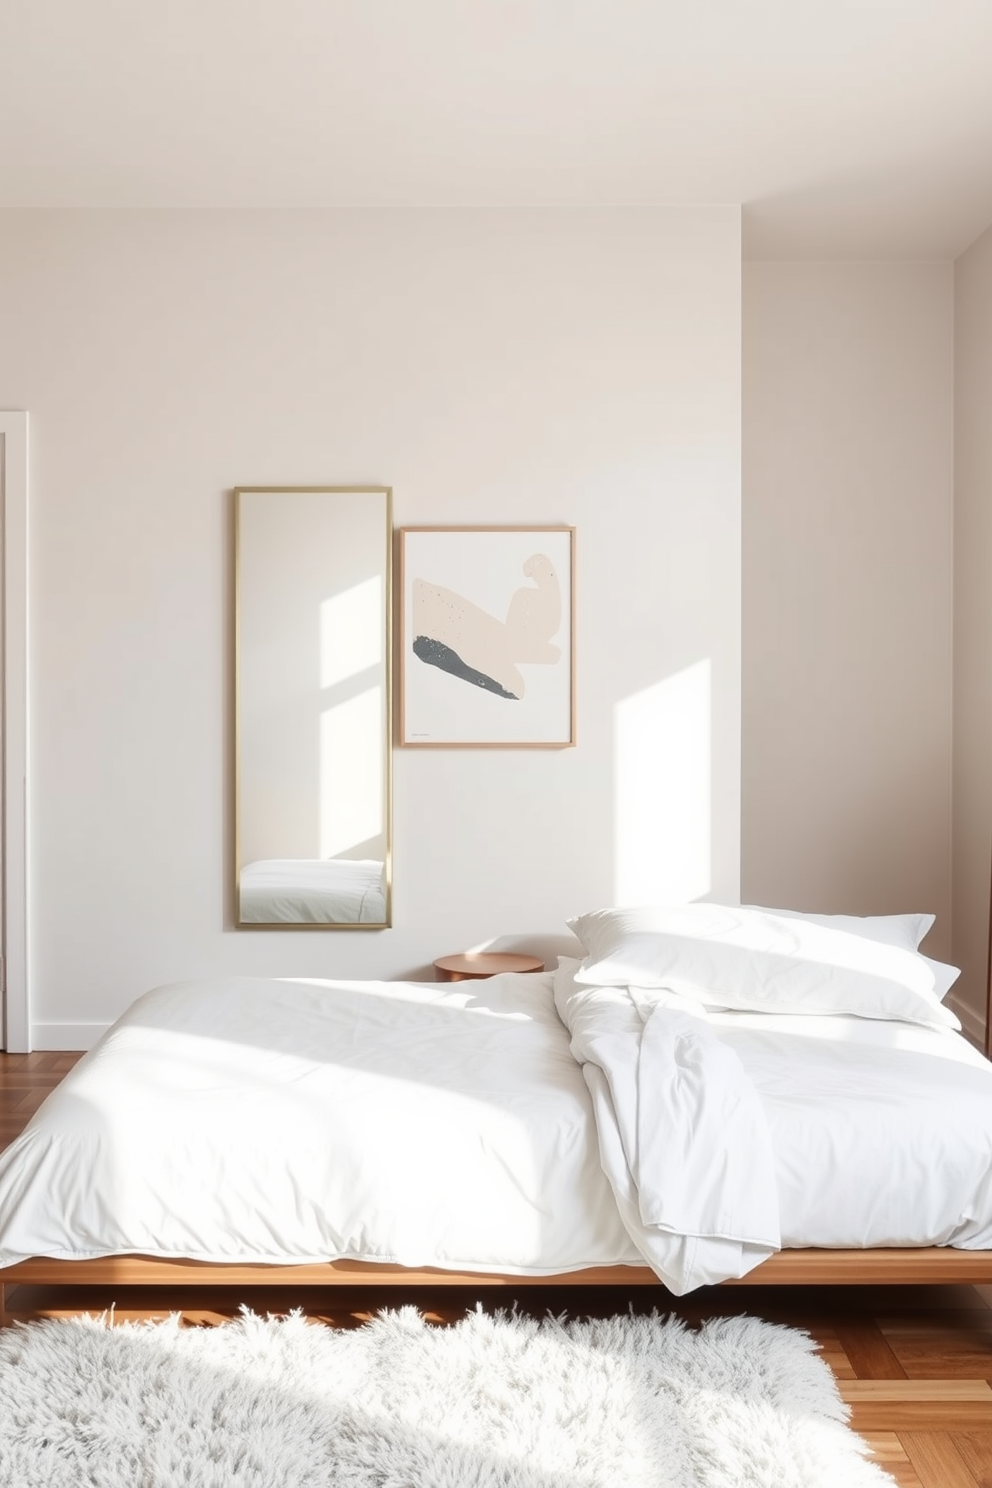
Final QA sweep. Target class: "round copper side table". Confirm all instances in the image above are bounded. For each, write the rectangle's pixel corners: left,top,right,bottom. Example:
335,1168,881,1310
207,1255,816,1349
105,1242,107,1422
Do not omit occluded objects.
433,952,545,982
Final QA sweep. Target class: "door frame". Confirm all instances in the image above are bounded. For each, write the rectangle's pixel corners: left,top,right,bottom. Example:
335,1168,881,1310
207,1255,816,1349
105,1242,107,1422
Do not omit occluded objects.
1,412,28,1052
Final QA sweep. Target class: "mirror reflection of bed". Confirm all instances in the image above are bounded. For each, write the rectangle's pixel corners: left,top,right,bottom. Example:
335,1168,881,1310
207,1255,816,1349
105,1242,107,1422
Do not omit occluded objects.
237,857,386,924
235,486,392,930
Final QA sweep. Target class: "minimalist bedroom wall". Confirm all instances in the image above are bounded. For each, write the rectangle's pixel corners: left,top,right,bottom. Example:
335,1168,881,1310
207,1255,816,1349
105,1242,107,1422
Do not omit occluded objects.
0,207,742,1047
952,222,992,1035
741,261,954,958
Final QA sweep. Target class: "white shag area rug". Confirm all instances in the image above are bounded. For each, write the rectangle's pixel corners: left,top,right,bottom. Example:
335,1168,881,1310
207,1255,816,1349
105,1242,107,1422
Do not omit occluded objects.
0,1306,894,1488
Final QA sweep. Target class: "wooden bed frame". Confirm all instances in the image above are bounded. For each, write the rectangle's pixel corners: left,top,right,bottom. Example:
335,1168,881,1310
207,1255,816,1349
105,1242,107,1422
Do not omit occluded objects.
4,1248,992,1325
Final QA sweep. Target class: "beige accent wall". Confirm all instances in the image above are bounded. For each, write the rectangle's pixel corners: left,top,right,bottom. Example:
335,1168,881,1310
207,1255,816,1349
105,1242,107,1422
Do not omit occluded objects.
742,262,954,957
0,207,742,1047
952,224,992,1035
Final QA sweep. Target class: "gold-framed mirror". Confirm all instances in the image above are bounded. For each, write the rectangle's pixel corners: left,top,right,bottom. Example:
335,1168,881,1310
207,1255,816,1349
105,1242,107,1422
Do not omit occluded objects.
234,486,392,928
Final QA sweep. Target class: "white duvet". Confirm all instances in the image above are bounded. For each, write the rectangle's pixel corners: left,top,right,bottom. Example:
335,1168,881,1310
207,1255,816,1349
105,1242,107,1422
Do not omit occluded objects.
717,1007,992,1253
1,968,992,1293
0,974,639,1276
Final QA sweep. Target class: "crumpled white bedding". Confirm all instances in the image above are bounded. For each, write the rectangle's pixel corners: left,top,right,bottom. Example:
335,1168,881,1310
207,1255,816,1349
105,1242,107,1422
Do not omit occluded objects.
553,967,780,1292
554,959,992,1291
1,967,992,1294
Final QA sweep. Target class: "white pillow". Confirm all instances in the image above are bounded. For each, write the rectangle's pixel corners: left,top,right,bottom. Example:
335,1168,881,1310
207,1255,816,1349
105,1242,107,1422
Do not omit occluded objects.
745,906,934,952
920,955,960,1002
745,906,960,1002
567,903,960,1031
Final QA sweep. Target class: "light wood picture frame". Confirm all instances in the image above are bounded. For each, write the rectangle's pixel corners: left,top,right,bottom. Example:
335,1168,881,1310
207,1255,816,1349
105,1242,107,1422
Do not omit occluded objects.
399,526,575,748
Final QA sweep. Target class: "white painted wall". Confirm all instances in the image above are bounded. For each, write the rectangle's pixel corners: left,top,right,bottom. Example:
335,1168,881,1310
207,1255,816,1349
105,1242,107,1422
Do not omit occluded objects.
741,262,954,957
952,223,992,1039
0,208,742,1047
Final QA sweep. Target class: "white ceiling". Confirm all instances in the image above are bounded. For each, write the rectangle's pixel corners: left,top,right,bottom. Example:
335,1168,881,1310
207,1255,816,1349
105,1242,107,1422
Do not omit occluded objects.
4,0,992,258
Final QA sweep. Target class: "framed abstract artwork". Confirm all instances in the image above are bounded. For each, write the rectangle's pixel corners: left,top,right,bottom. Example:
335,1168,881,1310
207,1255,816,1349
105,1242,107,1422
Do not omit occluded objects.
399,526,575,747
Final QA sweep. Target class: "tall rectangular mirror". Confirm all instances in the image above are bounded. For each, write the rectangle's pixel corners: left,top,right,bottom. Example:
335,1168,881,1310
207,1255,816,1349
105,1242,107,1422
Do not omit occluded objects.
235,486,392,928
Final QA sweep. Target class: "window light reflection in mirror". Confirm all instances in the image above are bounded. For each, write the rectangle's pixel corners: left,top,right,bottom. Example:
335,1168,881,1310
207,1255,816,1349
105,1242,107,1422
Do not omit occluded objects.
235,486,392,929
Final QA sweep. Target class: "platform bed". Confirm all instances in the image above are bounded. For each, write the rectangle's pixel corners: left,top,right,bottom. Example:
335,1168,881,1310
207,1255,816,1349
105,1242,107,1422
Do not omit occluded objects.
3,948,991,1322
5,1247,992,1326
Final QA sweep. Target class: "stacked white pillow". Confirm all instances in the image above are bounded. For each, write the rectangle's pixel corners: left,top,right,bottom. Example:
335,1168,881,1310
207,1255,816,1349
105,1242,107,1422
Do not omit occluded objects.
748,905,960,1002
567,902,961,1032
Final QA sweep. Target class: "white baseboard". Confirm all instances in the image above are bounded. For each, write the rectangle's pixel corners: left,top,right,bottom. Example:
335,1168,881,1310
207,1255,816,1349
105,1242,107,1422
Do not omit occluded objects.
30,1023,110,1052
946,992,985,1052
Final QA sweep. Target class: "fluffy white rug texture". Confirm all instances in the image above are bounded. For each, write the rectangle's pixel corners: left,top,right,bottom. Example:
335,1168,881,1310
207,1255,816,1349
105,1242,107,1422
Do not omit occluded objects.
0,1306,893,1488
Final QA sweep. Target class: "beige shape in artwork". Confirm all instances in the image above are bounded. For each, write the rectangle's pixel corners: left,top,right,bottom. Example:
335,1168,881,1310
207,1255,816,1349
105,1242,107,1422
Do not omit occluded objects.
412,553,562,700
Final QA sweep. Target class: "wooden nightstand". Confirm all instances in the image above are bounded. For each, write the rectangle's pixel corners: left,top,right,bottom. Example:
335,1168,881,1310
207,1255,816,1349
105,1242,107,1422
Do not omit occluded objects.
433,952,545,982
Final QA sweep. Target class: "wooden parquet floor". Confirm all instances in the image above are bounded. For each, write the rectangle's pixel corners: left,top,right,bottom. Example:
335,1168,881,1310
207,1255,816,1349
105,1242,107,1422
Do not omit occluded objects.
3,1052,992,1486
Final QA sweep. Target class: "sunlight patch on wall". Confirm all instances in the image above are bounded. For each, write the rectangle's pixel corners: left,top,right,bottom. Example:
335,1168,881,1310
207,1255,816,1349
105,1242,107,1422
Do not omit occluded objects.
320,577,383,689
320,689,383,857
614,660,712,905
